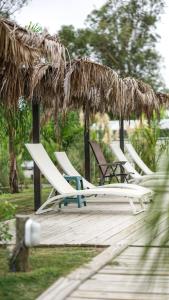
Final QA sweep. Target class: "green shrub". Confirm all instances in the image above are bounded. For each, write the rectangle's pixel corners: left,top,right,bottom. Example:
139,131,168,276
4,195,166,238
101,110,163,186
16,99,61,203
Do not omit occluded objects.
129,119,169,172
0,201,16,242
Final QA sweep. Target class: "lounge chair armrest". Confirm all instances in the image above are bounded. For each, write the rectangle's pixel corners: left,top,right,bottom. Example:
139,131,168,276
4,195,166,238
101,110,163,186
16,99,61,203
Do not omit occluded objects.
98,161,126,167
98,163,116,167
113,161,127,166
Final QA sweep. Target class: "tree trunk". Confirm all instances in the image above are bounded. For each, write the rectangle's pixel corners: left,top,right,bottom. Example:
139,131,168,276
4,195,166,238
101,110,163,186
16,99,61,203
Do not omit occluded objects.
9,128,19,193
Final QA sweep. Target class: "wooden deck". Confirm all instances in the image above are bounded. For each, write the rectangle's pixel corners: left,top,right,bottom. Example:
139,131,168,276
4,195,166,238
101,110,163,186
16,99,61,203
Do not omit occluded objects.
68,245,169,300
36,194,169,300
7,195,149,246
37,224,169,300
32,195,148,246
6,193,169,299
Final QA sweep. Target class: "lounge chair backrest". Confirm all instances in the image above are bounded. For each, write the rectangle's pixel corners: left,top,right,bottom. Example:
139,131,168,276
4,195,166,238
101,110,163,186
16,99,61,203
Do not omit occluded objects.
25,144,75,194
55,152,95,189
89,141,110,176
125,143,153,175
110,143,142,179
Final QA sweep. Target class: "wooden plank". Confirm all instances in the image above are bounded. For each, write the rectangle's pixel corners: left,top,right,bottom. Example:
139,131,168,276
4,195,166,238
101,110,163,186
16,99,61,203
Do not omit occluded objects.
36,277,79,300
92,273,169,282
132,215,169,247
78,280,169,294
68,290,169,300
85,214,144,245
39,211,143,245
102,218,145,245
21,196,169,299
37,225,143,300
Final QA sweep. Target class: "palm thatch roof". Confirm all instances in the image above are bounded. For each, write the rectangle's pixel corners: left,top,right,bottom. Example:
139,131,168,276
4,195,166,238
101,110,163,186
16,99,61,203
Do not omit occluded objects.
156,92,169,108
0,18,168,119
64,59,163,119
26,63,64,118
64,58,121,115
0,18,66,108
0,18,38,66
0,18,66,66
123,77,160,119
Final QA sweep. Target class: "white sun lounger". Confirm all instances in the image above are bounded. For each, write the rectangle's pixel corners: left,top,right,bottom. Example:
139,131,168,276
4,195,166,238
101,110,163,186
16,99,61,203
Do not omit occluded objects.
54,151,153,196
25,143,149,215
110,142,166,184
125,143,164,175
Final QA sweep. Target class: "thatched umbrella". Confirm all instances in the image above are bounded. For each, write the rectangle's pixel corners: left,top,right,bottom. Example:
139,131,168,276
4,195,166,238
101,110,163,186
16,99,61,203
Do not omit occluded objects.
64,59,168,180
118,77,160,151
64,59,124,180
64,59,136,116
0,18,66,209
0,18,66,105
122,77,159,118
156,92,169,109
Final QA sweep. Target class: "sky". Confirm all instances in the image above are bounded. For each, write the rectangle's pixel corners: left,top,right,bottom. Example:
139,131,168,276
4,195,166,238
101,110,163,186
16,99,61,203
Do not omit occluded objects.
14,0,169,88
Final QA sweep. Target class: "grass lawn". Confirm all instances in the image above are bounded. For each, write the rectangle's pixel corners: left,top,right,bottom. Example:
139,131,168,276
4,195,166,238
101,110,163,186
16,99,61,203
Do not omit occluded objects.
0,188,103,299
0,246,101,300
0,187,51,218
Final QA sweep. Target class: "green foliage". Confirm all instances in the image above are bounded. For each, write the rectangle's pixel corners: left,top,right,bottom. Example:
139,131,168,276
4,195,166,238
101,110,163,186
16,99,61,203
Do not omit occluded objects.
58,0,165,88
129,116,169,171
25,22,43,33
0,137,9,189
0,101,32,190
0,201,16,242
0,247,100,300
41,111,84,174
0,187,51,216
0,200,16,220
58,111,83,150
58,25,92,58
87,0,164,88
0,0,29,17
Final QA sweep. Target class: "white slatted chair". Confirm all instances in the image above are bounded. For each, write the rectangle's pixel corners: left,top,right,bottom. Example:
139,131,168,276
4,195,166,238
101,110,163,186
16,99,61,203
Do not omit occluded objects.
110,142,167,184
25,143,150,215
125,143,164,175
54,151,153,196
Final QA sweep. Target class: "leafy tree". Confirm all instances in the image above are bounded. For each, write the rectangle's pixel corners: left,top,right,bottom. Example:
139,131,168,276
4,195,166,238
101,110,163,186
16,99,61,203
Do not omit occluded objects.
0,101,32,193
0,0,29,17
39,111,84,178
59,0,165,88
41,111,83,154
59,25,92,58
0,201,16,242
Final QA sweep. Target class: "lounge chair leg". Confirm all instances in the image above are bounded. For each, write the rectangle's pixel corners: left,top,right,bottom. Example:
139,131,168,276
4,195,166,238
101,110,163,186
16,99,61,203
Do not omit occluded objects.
129,198,145,215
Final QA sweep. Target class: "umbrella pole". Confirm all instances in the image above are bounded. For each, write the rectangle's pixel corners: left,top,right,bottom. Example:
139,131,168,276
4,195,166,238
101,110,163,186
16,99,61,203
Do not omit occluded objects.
119,118,125,182
84,106,90,181
119,117,125,152
32,100,41,211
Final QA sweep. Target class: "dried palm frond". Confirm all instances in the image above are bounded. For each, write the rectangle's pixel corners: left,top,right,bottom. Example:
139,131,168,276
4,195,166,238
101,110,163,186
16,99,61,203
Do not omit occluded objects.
0,18,66,108
0,18,38,66
64,58,122,115
123,77,159,119
64,59,161,119
0,18,66,66
156,92,169,108
135,79,159,119
0,60,27,108
27,63,64,117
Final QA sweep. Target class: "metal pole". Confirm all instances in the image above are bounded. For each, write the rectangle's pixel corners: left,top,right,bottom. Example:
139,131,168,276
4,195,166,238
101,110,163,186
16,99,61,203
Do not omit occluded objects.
119,117,125,182
84,105,90,181
32,100,41,211
119,117,124,152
